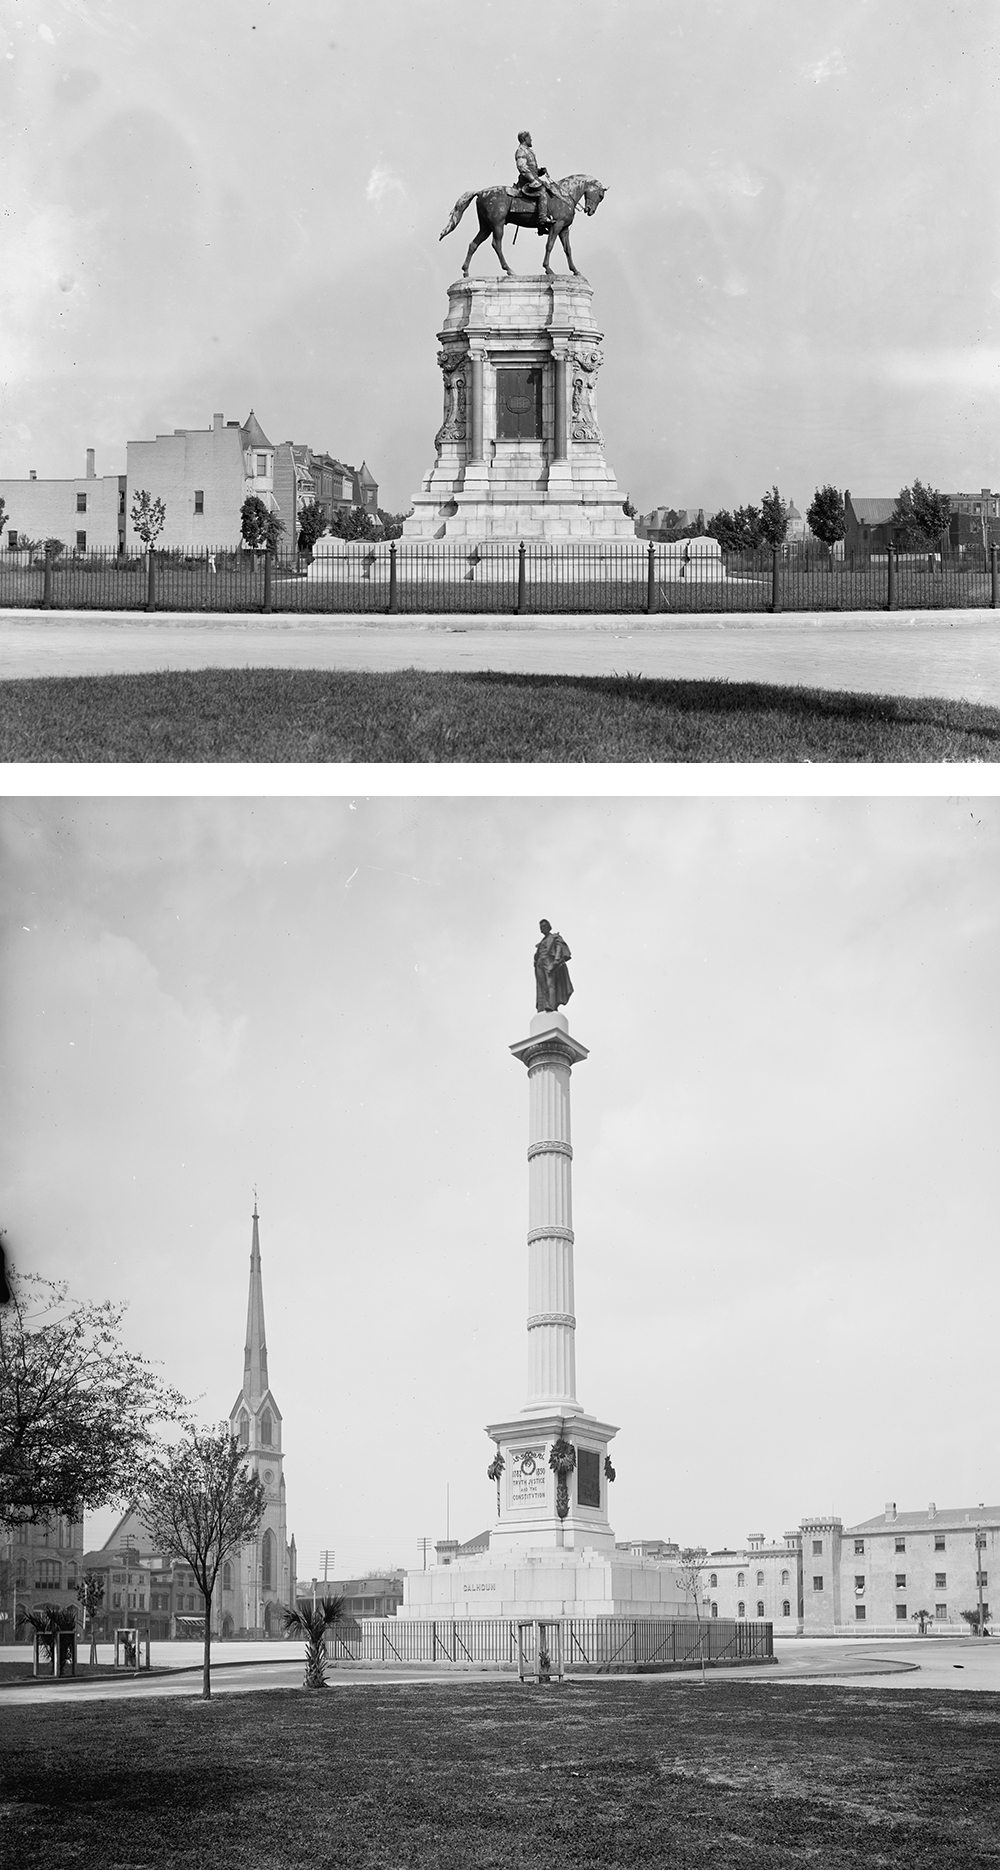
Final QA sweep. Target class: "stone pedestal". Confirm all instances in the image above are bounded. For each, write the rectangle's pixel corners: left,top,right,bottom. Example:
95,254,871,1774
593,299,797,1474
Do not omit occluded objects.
403,276,636,542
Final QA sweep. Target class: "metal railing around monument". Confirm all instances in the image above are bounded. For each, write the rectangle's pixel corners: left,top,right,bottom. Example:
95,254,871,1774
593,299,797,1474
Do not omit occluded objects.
324,1615,772,1668
5,541,998,616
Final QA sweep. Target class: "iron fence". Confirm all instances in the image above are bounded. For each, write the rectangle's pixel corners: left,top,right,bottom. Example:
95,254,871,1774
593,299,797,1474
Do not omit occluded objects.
324,1614,772,1669
3,542,997,617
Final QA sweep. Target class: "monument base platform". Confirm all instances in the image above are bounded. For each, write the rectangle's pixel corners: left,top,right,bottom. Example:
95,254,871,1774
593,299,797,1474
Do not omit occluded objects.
397,1548,693,1622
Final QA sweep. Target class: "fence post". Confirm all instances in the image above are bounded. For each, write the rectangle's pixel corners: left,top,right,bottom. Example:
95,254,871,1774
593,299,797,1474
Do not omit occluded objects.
42,550,54,610
146,550,156,613
262,547,273,614
387,539,398,614
770,547,780,613
646,539,658,615
886,544,896,611
992,544,998,610
516,540,527,615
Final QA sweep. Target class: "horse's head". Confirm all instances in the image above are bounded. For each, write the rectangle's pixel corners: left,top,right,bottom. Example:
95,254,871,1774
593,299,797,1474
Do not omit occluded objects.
583,178,607,216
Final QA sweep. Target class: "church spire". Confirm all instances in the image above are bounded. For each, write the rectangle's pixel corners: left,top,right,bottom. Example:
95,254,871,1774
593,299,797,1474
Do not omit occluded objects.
243,1197,269,1405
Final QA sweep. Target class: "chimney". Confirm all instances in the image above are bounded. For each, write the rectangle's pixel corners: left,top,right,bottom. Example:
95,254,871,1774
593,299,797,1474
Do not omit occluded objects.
928,1502,936,1519
86,448,95,479
29,469,37,481
884,1502,896,1523
213,412,224,431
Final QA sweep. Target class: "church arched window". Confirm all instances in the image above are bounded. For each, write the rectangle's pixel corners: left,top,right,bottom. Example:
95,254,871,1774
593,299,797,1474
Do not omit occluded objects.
260,1411,273,1448
239,1412,250,1449
223,1561,232,1592
261,1529,274,1592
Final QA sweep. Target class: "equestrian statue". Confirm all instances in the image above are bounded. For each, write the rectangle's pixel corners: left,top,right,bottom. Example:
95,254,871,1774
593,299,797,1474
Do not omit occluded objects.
439,130,607,279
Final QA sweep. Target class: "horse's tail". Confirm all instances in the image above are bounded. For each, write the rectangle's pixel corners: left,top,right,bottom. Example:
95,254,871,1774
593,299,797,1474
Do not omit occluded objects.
439,189,479,240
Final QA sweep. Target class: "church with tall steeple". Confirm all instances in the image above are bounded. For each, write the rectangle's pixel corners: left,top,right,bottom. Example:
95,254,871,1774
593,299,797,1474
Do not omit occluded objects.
221,1200,296,1637
101,1199,296,1640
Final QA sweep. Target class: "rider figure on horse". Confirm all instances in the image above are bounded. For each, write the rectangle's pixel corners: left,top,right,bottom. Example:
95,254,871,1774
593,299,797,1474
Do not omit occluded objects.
514,130,552,230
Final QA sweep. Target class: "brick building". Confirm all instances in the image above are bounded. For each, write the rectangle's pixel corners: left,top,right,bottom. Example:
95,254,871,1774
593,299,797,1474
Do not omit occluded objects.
0,1516,86,1640
124,410,278,551
0,451,125,554
273,442,379,546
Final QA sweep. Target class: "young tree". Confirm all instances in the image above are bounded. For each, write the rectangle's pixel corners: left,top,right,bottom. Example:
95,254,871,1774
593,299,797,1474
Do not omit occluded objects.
240,494,285,554
130,490,166,551
0,496,7,540
296,498,328,555
43,538,66,560
960,1607,991,1635
892,481,951,550
76,1570,106,1665
141,1424,267,1700
673,1547,710,1682
760,485,789,549
911,1607,933,1635
327,504,380,543
806,485,846,565
709,505,764,552
281,1594,346,1689
0,1269,187,1529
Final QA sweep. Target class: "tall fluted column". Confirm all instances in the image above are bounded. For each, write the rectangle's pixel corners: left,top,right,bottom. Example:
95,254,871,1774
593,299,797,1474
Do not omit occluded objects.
509,1013,589,1413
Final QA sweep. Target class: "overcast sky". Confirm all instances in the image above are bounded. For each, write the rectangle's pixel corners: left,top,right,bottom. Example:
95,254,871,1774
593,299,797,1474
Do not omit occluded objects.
3,795,999,1578
3,0,998,516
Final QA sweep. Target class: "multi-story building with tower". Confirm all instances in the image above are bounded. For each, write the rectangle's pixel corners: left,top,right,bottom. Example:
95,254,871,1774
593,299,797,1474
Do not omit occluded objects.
101,1200,296,1638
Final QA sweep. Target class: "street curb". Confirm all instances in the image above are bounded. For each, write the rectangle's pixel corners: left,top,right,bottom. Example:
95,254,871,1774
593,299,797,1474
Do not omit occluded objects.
1,608,997,635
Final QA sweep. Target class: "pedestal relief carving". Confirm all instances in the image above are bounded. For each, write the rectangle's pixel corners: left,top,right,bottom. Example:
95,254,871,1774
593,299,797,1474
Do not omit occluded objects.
434,348,468,451
570,345,604,444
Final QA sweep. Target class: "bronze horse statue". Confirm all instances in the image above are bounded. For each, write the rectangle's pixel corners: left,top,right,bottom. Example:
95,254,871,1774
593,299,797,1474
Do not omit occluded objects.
439,174,607,279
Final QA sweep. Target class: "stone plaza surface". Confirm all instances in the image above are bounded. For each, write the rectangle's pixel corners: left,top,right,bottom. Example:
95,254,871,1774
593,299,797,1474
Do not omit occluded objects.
3,610,1000,708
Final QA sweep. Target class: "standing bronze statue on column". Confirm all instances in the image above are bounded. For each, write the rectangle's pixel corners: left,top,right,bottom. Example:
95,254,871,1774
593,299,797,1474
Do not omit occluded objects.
534,919,573,1012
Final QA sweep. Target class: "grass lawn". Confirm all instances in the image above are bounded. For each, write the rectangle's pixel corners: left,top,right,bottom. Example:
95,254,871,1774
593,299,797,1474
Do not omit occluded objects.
2,1678,1000,1868
3,667,999,761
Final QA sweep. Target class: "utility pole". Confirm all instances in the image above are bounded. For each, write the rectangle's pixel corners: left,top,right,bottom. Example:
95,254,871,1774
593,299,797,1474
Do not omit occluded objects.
417,1537,433,1572
319,1550,335,1585
976,1526,986,1636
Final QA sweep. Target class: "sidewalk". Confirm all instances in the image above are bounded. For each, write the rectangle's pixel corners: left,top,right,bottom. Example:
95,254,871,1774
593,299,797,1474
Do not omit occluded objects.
2,609,1000,705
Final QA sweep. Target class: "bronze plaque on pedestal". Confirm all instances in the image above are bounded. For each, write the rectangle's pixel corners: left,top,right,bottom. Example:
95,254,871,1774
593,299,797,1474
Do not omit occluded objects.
497,367,543,440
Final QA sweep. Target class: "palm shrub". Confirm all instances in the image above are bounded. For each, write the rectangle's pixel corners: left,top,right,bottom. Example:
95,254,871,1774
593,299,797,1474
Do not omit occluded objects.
281,1594,346,1689
17,1603,77,1664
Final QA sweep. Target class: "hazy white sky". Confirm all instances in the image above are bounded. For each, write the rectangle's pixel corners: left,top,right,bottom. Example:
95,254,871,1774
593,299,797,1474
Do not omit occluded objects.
3,795,999,1577
2,0,998,514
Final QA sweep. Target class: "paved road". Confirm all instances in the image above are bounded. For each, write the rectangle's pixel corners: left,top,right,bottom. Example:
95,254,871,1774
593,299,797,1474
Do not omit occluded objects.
3,609,1000,705
2,1636,996,1706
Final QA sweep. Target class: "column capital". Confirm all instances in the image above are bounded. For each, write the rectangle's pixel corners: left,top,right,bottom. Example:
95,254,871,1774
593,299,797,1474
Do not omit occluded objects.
510,1019,588,1072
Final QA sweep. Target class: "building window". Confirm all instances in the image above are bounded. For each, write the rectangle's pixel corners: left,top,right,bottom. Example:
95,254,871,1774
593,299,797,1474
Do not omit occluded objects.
854,1540,865,1555
261,1528,274,1592
36,1560,61,1585
934,1536,946,1552
256,454,268,476
782,1600,791,1617
112,1592,121,1608
895,1604,907,1620
812,1576,823,1592
855,1604,867,1621
895,1538,906,1553
855,1576,865,1592
896,1574,906,1589
77,492,87,512
812,1540,823,1556
119,490,126,514
239,1412,249,1448
709,1573,717,1588
935,1604,947,1618
935,1573,946,1589
7,530,17,549
710,1602,718,1618
756,1600,765,1618
737,1602,745,1618
223,1561,232,1592
977,1571,988,1588
756,1571,764,1586
76,531,86,550
194,490,204,514
781,1570,789,1585
138,1595,145,1609
737,1572,745,1587
260,1411,273,1448
15,1558,27,1585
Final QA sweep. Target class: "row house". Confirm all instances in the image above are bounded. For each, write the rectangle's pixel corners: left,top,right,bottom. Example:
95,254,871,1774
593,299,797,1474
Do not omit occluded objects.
0,451,126,553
